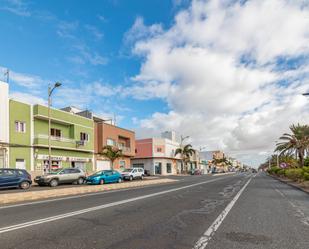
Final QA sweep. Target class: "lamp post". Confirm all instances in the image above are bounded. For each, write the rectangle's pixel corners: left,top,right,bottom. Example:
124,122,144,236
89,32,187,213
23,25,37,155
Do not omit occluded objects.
48,82,61,173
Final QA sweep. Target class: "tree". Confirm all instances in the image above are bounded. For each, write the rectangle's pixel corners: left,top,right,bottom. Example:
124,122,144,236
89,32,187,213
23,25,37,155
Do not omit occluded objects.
175,144,195,173
100,145,123,170
275,124,309,167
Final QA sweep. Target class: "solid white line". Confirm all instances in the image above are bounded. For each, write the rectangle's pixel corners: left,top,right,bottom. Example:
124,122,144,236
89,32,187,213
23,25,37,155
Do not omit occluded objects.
0,176,237,234
0,185,162,210
0,175,237,210
193,177,252,249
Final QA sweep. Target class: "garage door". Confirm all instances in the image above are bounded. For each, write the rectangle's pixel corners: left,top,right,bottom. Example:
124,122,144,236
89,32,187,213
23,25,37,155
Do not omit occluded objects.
96,160,111,171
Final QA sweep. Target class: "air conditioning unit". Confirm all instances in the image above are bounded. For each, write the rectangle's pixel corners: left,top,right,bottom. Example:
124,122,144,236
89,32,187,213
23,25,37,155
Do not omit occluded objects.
76,140,85,146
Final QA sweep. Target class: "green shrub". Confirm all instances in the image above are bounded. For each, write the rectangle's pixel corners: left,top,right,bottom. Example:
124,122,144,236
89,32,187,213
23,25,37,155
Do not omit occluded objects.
267,167,280,175
285,168,303,181
302,172,309,181
304,158,309,167
277,169,286,176
302,166,309,174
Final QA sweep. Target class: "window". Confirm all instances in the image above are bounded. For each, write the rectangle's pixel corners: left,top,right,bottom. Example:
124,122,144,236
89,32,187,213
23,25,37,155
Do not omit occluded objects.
0,169,15,176
107,138,115,146
166,163,172,173
119,160,126,169
15,121,26,133
80,132,89,142
157,147,162,152
50,128,61,138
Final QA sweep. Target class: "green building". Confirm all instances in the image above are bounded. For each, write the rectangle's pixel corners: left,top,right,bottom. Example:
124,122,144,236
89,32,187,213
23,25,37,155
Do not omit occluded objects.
1,81,94,173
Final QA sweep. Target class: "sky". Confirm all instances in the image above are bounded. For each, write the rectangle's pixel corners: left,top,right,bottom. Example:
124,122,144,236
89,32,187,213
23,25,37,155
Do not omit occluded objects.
0,0,309,167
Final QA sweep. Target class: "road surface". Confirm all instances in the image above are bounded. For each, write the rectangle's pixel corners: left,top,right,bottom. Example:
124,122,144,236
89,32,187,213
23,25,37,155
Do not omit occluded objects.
0,172,308,249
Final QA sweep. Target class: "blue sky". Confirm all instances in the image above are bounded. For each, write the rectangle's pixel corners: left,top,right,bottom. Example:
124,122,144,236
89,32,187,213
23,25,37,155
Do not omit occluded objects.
0,0,189,128
1,0,308,166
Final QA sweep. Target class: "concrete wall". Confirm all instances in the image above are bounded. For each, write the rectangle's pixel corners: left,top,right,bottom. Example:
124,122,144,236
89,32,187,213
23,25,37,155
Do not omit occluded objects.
135,138,153,158
0,81,9,144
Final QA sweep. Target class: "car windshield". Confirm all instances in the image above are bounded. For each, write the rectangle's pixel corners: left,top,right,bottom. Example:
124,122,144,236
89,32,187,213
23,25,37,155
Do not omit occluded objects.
92,171,104,176
49,169,63,174
122,169,132,173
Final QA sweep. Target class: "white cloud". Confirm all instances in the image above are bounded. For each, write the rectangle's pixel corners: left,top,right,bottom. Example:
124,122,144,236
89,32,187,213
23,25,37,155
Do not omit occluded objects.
124,16,164,45
84,24,104,40
10,92,46,105
128,0,309,166
0,66,46,90
0,0,31,17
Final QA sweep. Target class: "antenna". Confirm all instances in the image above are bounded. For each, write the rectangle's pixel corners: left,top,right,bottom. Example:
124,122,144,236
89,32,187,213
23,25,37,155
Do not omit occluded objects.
4,68,9,83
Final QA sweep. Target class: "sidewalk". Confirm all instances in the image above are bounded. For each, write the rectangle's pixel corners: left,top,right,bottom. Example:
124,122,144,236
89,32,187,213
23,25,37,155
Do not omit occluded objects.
0,178,177,205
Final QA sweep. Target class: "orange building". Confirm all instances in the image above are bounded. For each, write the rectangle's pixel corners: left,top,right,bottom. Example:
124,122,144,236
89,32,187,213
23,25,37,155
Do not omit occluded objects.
94,117,135,171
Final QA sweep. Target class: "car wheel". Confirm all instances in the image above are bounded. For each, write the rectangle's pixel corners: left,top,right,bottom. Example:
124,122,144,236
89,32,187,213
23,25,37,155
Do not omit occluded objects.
50,179,58,187
77,177,84,185
129,176,133,181
118,178,122,183
20,181,30,190
140,175,144,180
99,179,105,185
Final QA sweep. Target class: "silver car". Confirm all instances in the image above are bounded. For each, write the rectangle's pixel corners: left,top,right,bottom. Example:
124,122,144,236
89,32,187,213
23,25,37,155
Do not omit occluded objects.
34,168,86,187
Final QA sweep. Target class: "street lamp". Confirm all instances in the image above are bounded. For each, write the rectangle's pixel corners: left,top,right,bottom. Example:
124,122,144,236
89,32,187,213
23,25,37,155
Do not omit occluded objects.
48,82,61,173
180,135,189,146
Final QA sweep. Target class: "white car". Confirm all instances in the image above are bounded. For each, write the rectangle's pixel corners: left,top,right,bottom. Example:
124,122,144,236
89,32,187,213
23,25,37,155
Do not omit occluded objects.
121,168,144,181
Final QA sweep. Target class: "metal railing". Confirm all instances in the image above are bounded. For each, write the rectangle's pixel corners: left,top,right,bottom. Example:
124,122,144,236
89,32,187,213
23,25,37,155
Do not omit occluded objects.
35,134,75,144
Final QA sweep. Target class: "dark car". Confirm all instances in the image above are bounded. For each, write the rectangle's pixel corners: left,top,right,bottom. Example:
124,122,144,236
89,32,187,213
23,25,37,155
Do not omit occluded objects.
0,168,32,190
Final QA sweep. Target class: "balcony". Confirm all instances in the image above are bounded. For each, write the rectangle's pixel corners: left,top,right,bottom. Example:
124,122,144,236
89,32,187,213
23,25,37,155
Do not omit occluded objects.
33,134,93,152
117,144,131,153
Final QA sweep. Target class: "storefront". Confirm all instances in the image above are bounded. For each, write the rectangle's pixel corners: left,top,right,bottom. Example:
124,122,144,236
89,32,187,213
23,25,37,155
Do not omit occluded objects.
35,154,92,172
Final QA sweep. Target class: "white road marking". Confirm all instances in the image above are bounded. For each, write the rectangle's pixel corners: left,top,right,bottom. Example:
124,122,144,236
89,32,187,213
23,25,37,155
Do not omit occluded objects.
275,188,309,226
0,185,162,210
0,176,237,234
0,175,236,210
193,177,252,249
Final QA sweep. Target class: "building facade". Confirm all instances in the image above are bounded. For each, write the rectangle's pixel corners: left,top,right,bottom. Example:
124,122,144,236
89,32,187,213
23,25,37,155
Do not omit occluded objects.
132,132,183,175
94,118,135,171
0,83,94,174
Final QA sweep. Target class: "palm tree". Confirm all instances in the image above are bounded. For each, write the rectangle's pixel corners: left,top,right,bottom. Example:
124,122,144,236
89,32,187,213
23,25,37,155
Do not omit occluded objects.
175,144,195,173
100,145,123,170
275,124,309,167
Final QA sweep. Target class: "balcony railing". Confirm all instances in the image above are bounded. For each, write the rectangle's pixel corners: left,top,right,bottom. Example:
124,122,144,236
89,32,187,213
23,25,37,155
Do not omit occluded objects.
35,134,75,144
117,144,131,153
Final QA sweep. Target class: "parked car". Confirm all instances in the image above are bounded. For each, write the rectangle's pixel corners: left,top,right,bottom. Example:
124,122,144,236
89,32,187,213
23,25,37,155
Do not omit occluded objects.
34,168,86,187
191,169,202,175
121,168,144,181
0,168,32,190
86,170,122,185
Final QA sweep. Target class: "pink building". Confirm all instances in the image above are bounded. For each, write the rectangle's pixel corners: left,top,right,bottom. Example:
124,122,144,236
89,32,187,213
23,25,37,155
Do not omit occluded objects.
132,137,182,175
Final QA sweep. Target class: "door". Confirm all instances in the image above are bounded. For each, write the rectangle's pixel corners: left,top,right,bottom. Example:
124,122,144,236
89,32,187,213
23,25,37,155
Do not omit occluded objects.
104,170,113,183
155,162,162,175
15,159,26,170
59,168,74,183
96,160,111,171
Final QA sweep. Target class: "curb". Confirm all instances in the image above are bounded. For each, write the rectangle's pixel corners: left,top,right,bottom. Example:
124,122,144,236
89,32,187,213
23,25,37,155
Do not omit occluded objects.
0,179,177,205
269,174,309,194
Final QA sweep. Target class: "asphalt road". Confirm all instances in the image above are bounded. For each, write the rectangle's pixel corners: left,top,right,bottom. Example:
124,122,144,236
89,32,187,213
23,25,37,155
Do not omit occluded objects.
0,172,308,249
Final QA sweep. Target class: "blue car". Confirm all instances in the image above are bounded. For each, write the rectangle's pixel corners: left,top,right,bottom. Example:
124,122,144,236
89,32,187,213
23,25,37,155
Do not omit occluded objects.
0,168,32,190
86,170,123,185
